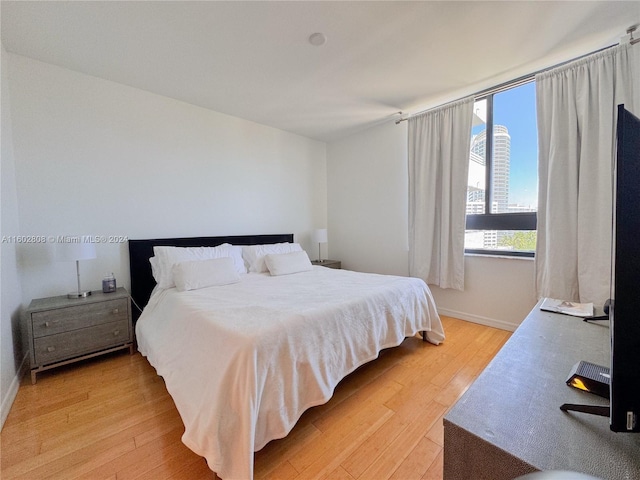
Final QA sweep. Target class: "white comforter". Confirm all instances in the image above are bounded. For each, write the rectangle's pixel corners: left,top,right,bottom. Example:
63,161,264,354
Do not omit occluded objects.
136,266,444,480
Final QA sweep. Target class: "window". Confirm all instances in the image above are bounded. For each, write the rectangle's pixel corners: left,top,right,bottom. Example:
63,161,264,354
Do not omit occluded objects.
465,80,538,256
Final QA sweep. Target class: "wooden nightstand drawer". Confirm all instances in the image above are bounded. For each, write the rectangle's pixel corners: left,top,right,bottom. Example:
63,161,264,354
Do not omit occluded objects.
25,287,134,383
31,298,128,338
34,319,131,365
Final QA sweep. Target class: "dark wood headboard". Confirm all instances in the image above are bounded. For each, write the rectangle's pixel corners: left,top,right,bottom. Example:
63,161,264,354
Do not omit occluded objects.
128,234,294,321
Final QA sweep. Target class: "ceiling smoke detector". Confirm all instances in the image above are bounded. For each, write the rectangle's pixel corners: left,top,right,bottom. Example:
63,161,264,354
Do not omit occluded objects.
308,32,327,46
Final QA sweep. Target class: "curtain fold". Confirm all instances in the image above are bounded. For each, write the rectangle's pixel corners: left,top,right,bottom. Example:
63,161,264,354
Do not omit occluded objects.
536,43,639,303
408,97,474,290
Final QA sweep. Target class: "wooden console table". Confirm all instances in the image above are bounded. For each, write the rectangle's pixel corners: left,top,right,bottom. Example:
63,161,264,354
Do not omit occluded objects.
444,301,640,479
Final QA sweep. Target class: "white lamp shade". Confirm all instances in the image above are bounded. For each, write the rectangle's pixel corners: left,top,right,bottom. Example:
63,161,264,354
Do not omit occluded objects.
312,229,328,244
56,241,96,262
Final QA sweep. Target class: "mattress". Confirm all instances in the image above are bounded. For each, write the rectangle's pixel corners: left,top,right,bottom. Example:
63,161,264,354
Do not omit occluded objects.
136,266,444,479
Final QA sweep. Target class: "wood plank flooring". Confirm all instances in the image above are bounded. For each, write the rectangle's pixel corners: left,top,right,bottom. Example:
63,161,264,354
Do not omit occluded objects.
1,316,510,480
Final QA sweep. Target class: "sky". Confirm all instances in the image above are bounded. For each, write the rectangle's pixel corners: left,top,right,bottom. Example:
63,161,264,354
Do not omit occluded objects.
493,81,538,208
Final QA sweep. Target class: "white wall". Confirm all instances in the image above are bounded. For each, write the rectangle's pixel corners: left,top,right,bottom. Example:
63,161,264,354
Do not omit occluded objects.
327,120,537,331
8,53,327,305
1,46,25,428
327,120,410,276
429,256,537,331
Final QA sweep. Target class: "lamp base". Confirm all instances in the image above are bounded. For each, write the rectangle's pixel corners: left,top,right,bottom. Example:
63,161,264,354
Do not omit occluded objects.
67,290,92,299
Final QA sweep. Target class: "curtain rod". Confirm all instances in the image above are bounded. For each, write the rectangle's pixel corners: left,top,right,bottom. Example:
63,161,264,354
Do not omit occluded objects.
396,27,638,125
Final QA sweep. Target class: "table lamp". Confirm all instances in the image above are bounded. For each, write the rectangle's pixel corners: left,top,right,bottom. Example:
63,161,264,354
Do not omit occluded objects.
312,229,328,262
56,241,97,298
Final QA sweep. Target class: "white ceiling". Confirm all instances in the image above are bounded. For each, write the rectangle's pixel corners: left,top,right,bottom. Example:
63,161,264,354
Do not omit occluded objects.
2,1,639,143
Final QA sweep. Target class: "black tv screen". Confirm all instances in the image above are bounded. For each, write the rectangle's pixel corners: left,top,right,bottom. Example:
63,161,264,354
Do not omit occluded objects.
610,104,640,432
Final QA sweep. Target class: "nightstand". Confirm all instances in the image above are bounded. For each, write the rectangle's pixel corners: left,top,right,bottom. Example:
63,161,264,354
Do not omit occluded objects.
24,287,133,384
312,259,341,269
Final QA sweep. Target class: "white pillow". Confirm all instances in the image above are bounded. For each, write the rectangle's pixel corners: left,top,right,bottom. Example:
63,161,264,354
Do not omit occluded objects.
242,242,303,273
149,256,160,284
172,257,241,292
265,251,313,276
153,243,245,289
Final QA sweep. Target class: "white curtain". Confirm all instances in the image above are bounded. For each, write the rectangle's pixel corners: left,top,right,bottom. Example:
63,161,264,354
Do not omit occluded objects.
536,43,640,304
408,97,474,290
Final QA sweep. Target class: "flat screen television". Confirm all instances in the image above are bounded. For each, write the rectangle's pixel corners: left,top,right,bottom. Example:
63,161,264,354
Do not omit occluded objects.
561,104,640,433
609,103,640,432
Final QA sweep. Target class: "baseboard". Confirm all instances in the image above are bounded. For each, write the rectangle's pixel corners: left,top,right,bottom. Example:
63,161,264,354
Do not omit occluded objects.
437,307,520,332
1,352,28,430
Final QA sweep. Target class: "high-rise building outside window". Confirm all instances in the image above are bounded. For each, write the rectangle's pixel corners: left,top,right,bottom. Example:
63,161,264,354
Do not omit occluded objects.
465,80,538,256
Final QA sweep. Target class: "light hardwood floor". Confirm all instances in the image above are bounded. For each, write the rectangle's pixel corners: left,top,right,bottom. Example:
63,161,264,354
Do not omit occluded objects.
1,316,510,480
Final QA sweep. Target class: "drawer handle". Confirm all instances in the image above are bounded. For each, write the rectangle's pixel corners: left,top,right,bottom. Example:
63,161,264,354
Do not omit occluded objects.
44,321,50,327
112,308,119,315
47,346,55,352
113,330,120,336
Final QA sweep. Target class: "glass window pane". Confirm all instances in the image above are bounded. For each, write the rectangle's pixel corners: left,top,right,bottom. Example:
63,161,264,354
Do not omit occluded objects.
492,82,538,213
465,230,537,253
468,99,487,215
465,81,538,255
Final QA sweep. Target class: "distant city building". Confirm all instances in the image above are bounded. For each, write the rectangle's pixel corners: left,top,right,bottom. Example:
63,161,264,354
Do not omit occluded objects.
469,126,511,213
466,125,533,249
467,150,485,213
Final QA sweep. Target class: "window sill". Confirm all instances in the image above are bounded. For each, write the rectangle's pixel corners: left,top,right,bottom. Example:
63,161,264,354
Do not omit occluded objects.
465,252,534,261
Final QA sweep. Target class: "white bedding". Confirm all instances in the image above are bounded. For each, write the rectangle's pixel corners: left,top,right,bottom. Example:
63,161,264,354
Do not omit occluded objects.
136,266,444,480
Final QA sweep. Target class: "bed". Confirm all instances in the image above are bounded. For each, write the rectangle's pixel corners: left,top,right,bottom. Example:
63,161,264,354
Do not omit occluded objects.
128,234,444,480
